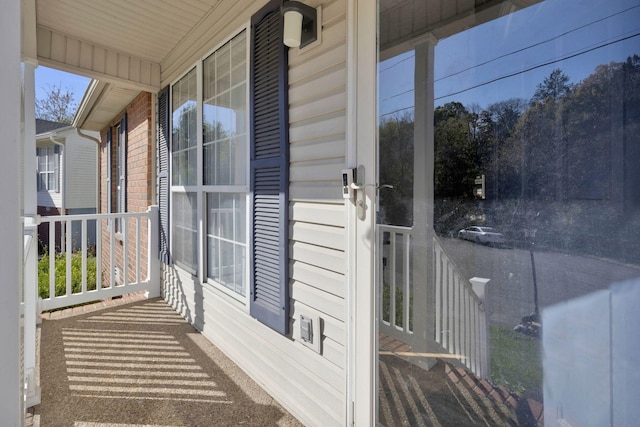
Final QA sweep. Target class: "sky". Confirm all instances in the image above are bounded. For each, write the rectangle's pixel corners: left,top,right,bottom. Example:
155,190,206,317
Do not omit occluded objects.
34,66,91,112
379,0,640,117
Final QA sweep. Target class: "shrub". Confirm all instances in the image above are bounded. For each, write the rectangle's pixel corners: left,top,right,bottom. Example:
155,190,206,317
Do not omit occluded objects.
38,250,97,299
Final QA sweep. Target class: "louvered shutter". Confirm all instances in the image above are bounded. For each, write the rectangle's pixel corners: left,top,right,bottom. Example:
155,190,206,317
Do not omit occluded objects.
106,128,112,213
249,0,290,335
157,86,171,264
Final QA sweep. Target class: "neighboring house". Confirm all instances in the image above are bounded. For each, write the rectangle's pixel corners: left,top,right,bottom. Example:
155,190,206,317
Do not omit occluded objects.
3,0,639,425
35,118,99,251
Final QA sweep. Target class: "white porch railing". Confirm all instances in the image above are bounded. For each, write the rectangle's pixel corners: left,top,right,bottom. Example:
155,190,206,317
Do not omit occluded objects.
37,206,160,312
378,225,413,336
433,239,490,378
377,224,491,379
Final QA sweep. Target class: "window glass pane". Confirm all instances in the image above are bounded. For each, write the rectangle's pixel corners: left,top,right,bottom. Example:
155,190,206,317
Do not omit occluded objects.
216,44,231,94
203,31,247,186
377,1,640,425
172,192,197,271
37,146,58,191
206,192,246,296
47,174,55,192
172,68,197,186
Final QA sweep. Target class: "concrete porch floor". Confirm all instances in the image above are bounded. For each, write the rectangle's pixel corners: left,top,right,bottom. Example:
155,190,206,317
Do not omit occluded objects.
31,294,303,427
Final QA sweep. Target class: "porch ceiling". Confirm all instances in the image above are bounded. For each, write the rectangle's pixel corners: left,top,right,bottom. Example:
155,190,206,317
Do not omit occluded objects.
35,0,225,130
36,0,222,87
34,0,541,131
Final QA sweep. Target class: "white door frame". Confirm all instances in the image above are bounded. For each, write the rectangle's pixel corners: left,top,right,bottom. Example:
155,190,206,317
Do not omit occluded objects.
346,1,378,425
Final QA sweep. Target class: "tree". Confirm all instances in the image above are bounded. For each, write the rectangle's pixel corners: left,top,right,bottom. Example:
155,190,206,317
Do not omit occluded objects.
35,83,77,124
530,68,572,105
477,98,527,199
434,102,479,198
378,112,414,226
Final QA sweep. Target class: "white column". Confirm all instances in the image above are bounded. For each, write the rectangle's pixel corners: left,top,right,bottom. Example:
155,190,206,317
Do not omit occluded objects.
23,62,41,408
22,0,40,408
1,0,25,423
411,35,437,364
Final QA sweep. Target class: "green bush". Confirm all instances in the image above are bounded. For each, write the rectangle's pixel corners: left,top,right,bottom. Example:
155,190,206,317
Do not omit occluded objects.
38,250,97,299
382,282,413,330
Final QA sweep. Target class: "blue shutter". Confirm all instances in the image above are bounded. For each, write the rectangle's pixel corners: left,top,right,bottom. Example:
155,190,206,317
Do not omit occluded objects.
106,128,112,213
249,0,290,335
157,86,171,264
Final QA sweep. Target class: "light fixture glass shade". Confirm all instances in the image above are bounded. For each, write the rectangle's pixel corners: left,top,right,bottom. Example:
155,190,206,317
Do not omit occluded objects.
283,10,303,48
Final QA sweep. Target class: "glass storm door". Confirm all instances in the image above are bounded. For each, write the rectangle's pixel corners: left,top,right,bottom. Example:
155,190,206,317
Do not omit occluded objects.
375,1,640,425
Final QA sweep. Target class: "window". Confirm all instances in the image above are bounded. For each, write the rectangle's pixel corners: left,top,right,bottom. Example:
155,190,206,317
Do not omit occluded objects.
170,31,249,294
36,145,59,192
107,115,127,232
172,191,198,272
115,116,127,232
204,31,248,295
207,193,246,294
165,7,289,333
172,68,197,187
171,67,198,271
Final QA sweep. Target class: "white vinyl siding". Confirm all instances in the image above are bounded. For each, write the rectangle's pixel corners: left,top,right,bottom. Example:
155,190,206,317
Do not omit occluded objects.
161,1,348,425
36,130,98,211
64,132,98,210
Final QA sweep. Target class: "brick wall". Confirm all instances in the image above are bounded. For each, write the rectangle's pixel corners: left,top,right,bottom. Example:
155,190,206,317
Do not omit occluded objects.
99,92,153,285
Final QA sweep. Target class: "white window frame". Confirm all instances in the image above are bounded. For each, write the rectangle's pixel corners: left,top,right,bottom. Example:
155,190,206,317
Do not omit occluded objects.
36,145,59,192
169,26,251,305
115,119,126,234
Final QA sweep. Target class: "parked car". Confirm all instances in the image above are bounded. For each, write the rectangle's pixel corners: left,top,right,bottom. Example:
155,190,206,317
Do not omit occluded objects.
458,226,505,244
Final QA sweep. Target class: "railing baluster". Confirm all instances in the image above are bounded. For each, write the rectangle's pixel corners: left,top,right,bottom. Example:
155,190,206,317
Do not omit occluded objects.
389,231,396,329
49,221,55,299
96,218,102,290
66,219,72,296
403,232,411,333
110,219,115,288
122,216,128,286
464,287,470,369
136,215,141,284
82,219,87,293
434,245,441,344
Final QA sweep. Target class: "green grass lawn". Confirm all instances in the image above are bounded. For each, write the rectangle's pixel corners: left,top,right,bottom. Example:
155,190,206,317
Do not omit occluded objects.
490,325,542,394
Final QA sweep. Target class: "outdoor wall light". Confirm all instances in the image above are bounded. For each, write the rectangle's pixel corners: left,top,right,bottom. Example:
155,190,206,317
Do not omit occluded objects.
282,1,317,48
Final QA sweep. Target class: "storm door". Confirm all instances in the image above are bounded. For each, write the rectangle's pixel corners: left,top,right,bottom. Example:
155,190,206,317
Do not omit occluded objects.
375,0,640,425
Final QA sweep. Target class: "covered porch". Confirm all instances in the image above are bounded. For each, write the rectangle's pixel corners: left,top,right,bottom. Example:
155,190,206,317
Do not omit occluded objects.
28,293,542,426
30,293,302,426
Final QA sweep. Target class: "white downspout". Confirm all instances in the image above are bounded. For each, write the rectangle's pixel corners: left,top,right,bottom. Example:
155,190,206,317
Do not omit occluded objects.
49,134,66,253
49,133,66,215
